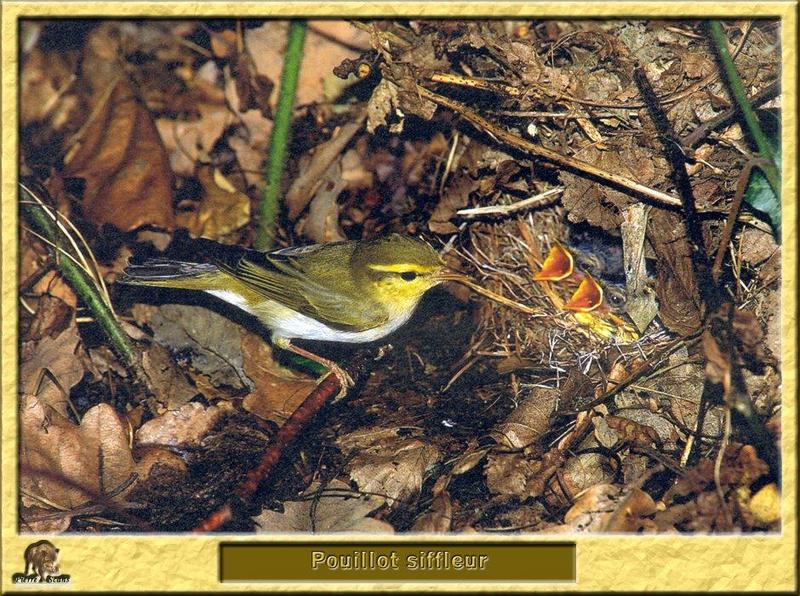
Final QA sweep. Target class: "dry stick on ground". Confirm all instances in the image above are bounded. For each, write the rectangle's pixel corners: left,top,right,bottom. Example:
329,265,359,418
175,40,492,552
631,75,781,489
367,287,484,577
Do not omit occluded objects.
634,64,777,479
632,65,719,311
415,84,684,209
683,79,780,149
432,21,752,113
192,349,380,533
711,160,755,282
633,64,722,469
456,187,564,218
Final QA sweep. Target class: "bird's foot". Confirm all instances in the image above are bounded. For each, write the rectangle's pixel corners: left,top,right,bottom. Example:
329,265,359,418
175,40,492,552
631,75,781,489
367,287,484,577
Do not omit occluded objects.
323,363,354,400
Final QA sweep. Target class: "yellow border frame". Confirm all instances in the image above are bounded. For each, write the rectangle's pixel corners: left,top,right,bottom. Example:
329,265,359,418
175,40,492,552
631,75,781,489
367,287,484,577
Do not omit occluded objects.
1,2,796,592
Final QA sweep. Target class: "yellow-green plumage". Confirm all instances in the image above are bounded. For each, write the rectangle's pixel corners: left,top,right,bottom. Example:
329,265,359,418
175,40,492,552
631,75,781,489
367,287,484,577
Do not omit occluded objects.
120,234,446,346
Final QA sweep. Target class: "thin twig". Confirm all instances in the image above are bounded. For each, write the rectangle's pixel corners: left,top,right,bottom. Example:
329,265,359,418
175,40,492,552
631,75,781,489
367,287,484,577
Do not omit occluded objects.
633,64,720,313
456,187,564,218
683,80,780,148
415,84,684,209
711,160,754,282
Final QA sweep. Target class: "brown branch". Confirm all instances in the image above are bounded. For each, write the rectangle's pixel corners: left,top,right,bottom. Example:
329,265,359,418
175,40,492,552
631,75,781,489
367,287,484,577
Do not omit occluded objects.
683,80,780,149
711,160,754,282
415,84,684,209
192,349,380,533
633,64,719,313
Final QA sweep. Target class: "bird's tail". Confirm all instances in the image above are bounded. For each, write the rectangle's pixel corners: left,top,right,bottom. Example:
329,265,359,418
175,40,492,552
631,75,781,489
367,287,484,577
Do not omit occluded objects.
119,259,222,290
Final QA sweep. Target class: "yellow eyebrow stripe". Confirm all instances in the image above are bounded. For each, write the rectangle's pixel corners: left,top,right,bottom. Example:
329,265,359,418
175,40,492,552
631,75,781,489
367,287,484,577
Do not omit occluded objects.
368,263,439,273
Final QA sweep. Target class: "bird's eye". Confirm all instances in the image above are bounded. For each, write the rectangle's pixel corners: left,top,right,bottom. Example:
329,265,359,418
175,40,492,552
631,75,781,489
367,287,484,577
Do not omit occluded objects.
608,291,625,306
400,271,418,281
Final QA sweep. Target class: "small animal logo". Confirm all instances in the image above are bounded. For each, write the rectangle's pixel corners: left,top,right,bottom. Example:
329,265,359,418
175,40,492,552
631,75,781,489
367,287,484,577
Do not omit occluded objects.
11,540,70,584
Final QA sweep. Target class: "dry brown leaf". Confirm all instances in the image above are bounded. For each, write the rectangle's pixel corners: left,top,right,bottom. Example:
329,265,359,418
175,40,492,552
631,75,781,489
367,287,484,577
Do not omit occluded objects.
336,428,441,506
748,483,780,526
62,58,175,231
240,330,316,423
252,480,393,533
367,79,401,133
155,102,229,178
135,401,232,447
150,304,253,392
20,238,78,308
285,115,366,220
230,49,274,118
560,483,622,532
23,294,74,342
603,487,657,532
411,478,453,532
20,324,85,419
560,141,667,231
303,160,347,243
175,166,251,240
648,209,703,334
246,22,366,107
490,387,559,449
141,343,199,410
20,46,79,130
485,452,541,498
20,396,136,511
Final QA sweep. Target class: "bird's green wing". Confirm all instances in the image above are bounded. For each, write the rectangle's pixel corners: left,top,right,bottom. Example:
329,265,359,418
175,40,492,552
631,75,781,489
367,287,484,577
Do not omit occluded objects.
219,244,388,332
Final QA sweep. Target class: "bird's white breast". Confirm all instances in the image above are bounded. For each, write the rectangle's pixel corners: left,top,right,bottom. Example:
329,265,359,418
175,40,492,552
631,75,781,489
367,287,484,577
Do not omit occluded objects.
206,289,415,343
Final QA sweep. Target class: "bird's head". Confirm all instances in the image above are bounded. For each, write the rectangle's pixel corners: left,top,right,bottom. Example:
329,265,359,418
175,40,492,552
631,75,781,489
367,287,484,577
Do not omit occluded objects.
353,234,447,311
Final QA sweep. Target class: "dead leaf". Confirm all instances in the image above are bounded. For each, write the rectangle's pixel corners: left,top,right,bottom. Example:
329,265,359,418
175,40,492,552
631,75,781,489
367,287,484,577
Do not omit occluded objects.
150,304,253,392
141,343,199,409
20,396,136,511
240,329,316,423
285,114,366,219
303,160,347,243
155,102,229,178
562,483,620,531
230,49,274,118
648,209,703,334
135,401,232,447
20,46,78,130
252,479,393,533
175,166,251,240
20,324,85,418
560,140,667,231
748,483,780,526
62,26,174,231
491,387,558,449
411,478,452,532
367,79,401,133
20,237,78,308
23,294,74,342
336,428,441,506
245,21,367,108
485,452,540,498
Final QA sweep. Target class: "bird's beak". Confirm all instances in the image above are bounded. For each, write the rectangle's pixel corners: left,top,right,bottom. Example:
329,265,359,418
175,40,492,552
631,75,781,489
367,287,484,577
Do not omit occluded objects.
534,244,574,281
563,276,604,312
434,269,468,283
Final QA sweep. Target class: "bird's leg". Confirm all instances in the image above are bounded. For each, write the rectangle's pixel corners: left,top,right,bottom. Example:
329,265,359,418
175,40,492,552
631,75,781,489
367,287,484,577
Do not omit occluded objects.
273,337,354,398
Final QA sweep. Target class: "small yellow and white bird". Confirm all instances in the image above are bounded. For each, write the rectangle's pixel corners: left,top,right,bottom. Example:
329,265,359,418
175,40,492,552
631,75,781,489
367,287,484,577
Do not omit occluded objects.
121,234,452,390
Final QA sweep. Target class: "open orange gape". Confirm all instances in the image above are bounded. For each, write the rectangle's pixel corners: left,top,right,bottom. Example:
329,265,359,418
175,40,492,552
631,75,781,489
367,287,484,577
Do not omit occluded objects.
534,243,638,343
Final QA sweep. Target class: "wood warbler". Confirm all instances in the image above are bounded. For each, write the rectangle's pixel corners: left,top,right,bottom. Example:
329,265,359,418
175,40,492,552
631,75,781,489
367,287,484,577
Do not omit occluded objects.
120,234,451,392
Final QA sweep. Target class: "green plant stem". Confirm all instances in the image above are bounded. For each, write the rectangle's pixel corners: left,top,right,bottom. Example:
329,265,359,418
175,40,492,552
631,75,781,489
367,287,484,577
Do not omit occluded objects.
254,20,307,250
709,21,781,197
20,192,141,376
